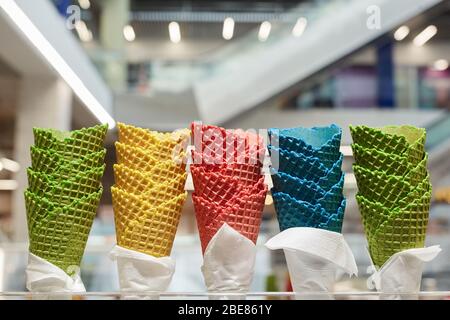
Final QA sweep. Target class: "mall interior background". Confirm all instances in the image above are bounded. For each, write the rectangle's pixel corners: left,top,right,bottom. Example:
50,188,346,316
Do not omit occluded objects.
0,0,450,292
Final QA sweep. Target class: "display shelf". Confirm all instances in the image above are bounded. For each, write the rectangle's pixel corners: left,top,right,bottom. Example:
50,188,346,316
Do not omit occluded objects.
0,291,450,300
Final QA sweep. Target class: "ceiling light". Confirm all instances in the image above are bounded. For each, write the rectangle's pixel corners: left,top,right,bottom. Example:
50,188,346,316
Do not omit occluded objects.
169,21,181,43
292,17,307,37
78,0,90,10
123,24,136,42
0,180,18,190
433,59,449,71
393,25,409,41
74,20,92,42
413,25,437,47
0,158,20,172
222,17,235,40
258,21,271,42
0,0,115,129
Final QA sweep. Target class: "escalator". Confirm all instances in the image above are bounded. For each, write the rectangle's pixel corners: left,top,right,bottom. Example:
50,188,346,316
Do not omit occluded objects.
192,0,443,124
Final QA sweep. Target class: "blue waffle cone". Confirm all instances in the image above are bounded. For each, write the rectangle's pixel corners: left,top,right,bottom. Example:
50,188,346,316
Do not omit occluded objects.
271,171,344,214
273,191,346,232
270,146,343,190
269,124,341,168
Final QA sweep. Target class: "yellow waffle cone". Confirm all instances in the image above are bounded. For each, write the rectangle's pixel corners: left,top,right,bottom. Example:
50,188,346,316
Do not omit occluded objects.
115,142,186,172
112,187,187,257
117,123,189,159
113,163,186,196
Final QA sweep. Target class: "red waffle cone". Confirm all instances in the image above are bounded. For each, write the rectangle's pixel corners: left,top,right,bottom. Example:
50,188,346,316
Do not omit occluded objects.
194,181,267,253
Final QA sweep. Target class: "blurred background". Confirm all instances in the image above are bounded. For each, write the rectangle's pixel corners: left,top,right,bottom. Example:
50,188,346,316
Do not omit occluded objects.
0,0,450,294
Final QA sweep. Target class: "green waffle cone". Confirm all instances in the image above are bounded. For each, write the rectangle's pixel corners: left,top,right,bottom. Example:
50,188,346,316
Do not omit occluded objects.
353,161,430,208
367,191,431,267
350,125,426,164
31,146,106,177
33,124,108,160
352,143,415,177
26,166,104,206
28,189,102,273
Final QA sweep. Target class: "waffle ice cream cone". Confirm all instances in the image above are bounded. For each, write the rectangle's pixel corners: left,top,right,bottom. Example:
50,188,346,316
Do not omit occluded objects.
31,147,106,177
193,183,267,253
27,188,102,273
350,125,426,165
269,124,341,168
27,166,104,205
33,124,107,160
270,146,343,190
112,187,187,257
190,123,267,256
118,122,190,150
112,124,189,260
351,125,432,267
192,123,265,164
353,164,430,208
114,164,186,200
116,142,186,172
25,125,106,280
273,191,346,232
268,124,345,235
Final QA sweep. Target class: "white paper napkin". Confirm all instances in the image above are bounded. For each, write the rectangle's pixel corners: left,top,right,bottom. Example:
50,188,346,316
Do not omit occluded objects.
26,253,85,299
201,223,256,298
110,245,175,299
265,227,357,299
367,245,441,300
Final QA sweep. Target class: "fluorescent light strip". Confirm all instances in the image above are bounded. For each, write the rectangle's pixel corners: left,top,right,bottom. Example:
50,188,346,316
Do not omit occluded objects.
169,21,181,43
222,17,235,40
258,21,271,42
123,24,136,42
0,0,115,129
0,158,20,172
292,17,307,37
413,25,437,47
393,25,409,41
0,180,18,190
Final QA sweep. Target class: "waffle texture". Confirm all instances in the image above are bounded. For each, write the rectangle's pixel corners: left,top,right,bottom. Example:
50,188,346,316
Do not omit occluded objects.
26,124,107,274
351,125,431,267
112,123,188,257
190,123,267,253
269,124,346,233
